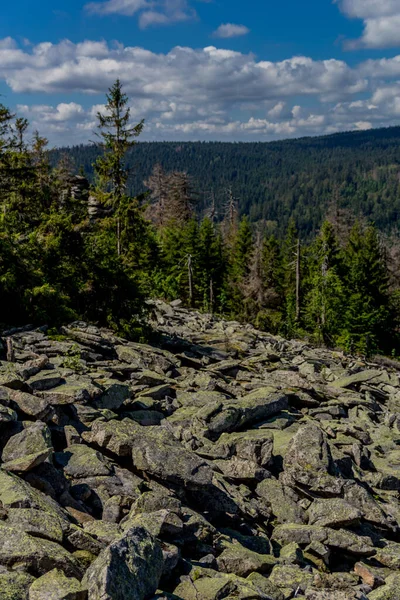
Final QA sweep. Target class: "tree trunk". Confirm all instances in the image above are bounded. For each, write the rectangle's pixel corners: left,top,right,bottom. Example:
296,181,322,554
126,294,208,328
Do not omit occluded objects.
187,254,193,307
209,278,214,313
117,216,121,257
296,238,301,321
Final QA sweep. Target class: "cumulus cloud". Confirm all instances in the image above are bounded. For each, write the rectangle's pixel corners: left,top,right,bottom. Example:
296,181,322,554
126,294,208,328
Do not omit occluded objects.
0,39,367,101
86,0,149,16
86,0,197,28
336,0,400,48
2,37,400,144
213,23,250,38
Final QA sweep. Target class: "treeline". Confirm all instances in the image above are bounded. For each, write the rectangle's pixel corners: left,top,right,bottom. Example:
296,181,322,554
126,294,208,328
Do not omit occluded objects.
1,82,400,356
51,126,400,239
144,162,397,356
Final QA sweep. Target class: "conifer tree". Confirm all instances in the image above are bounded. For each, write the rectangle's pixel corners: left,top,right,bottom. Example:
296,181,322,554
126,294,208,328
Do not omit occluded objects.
229,216,254,316
144,163,169,226
197,217,225,312
94,79,144,255
343,222,390,354
281,218,301,335
304,221,345,345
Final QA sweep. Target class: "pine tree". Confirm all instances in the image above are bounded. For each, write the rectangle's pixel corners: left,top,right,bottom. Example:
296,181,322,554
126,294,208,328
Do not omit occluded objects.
343,222,390,354
94,79,144,255
304,221,345,345
197,217,226,312
229,216,254,316
167,171,196,225
14,117,29,153
144,163,169,226
281,218,301,335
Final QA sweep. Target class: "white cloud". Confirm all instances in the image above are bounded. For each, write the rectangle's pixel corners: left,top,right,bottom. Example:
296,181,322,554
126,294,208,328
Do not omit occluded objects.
86,0,150,16
0,39,367,102
3,37,400,144
336,0,400,48
213,23,250,39
86,0,197,28
337,0,399,19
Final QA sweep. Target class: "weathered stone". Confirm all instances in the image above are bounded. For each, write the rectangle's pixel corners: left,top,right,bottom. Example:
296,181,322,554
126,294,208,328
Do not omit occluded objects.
272,524,375,557
368,575,400,599
55,444,113,479
216,541,276,577
93,382,131,410
28,568,86,600
269,564,314,596
217,429,274,468
0,569,34,600
8,389,53,420
83,526,164,600
0,470,70,528
0,522,81,577
307,498,362,528
214,457,270,483
1,422,53,472
129,427,213,488
6,507,64,542
332,370,382,389
282,423,344,496
256,479,306,524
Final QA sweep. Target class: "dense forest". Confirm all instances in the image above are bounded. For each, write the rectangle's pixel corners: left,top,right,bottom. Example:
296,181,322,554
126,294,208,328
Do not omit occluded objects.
51,127,400,239
2,81,400,357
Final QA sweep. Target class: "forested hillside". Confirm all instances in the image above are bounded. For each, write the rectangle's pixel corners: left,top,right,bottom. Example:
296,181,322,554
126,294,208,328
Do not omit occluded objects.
2,81,400,358
51,126,400,238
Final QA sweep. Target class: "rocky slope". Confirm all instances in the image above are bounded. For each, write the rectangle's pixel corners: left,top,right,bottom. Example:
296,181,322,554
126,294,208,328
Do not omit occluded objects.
1,301,400,599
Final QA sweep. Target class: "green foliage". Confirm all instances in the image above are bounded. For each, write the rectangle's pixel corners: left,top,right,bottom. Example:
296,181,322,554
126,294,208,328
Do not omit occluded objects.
1,86,400,356
63,344,83,372
51,126,400,239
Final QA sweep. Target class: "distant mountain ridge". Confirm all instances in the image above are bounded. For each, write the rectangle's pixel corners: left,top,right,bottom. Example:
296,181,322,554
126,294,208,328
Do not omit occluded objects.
51,125,400,238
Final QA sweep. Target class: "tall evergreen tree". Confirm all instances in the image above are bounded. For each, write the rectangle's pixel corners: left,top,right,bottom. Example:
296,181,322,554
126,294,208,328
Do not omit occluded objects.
281,218,301,335
304,221,345,345
343,222,390,354
94,79,144,255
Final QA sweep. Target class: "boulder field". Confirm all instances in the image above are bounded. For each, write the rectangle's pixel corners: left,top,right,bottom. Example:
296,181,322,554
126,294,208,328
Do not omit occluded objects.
1,300,400,599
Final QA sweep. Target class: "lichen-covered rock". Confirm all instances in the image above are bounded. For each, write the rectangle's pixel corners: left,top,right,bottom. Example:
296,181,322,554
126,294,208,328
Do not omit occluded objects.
0,569,34,600
0,470,70,528
28,569,86,600
272,524,375,558
307,499,362,528
281,423,344,496
217,429,274,468
173,565,275,600
269,564,315,597
0,522,81,577
368,576,400,600
83,526,164,600
3,306,400,599
55,444,113,479
1,422,53,472
216,541,276,577
129,427,213,488
256,479,306,524
6,508,64,542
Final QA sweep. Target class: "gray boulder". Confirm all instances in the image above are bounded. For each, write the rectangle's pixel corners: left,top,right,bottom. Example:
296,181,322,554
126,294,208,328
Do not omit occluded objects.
83,526,164,600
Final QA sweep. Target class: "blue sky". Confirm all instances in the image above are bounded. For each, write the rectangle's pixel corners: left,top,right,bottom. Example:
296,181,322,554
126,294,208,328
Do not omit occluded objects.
1,0,400,145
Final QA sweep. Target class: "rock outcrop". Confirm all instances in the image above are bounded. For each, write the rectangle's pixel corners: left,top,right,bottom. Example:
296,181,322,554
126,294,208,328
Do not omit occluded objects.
1,300,400,598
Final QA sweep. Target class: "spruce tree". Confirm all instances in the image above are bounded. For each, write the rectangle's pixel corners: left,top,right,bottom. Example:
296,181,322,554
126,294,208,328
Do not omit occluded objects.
281,218,301,335
343,222,390,354
197,217,226,312
230,216,254,317
94,79,144,255
304,221,345,345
